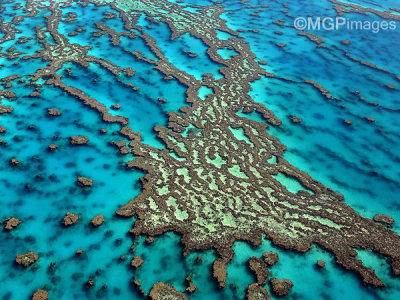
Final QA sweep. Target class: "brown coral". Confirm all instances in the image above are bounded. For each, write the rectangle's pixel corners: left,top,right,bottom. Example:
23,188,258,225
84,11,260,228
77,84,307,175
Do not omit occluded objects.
62,212,79,226
47,108,61,116
373,214,395,227
15,251,39,268
246,283,271,300
70,136,89,145
32,289,48,300
91,215,104,227
130,256,144,269
77,176,93,187
149,282,187,300
4,217,21,231
317,260,326,268
262,252,279,267
248,257,269,285
269,278,293,297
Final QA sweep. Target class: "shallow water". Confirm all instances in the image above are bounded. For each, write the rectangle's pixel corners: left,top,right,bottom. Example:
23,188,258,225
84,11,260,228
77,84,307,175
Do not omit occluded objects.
1,0,400,299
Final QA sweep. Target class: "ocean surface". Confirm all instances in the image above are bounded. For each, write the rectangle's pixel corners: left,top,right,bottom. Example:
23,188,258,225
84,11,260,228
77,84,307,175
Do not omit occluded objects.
0,0,399,299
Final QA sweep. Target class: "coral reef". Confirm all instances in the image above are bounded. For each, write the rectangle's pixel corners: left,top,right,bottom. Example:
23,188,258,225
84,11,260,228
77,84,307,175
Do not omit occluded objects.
16,251,39,268
185,276,197,293
47,108,61,116
130,256,144,269
246,283,271,300
248,257,269,285
373,214,395,227
91,215,105,227
317,260,326,268
77,176,93,187
62,212,79,226
70,136,89,145
262,252,279,267
149,282,187,300
4,217,21,231
289,115,302,123
47,144,58,151
1,0,399,296
269,278,293,297
32,289,48,300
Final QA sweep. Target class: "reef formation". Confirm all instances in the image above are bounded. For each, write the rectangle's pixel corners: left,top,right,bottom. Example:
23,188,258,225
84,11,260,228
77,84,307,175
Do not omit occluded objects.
1,0,400,298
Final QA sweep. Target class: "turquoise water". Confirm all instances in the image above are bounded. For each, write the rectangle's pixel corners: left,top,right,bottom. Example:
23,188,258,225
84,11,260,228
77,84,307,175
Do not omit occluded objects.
137,15,226,80
272,173,313,194
1,0,400,299
197,86,214,100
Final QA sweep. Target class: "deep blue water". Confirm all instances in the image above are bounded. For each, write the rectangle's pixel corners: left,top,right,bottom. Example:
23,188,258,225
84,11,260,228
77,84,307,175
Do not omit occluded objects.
1,0,399,299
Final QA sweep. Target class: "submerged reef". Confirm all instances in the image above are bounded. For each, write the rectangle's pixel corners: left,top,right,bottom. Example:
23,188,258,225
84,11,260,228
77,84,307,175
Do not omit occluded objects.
149,282,187,300
0,0,400,298
4,217,21,231
94,0,400,290
77,176,93,187
246,283,270,300
374,214,395,227
317,260,326,268
15,251,39,268
130,256,144,269
262,252,279,267
90,214,105,227
32,289,49,300
248,257,269,285
70,136,90,145
269,278,294,297
62,212,79,226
